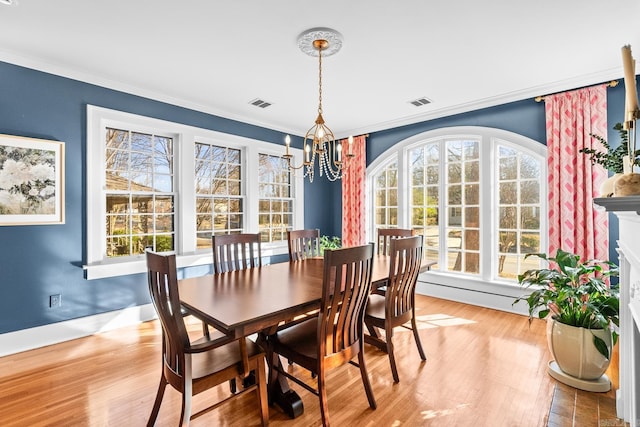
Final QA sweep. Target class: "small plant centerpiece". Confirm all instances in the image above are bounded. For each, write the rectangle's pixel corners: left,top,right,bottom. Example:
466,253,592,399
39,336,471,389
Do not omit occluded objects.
319,235,341,255
514,248,619,391
579,123,640,196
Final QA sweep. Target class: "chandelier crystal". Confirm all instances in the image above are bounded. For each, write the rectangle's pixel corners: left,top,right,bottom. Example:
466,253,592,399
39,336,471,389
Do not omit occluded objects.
283,28,354,183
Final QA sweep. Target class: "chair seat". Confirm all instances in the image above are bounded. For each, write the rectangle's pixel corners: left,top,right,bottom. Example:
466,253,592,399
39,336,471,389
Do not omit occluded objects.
365,294,386,320
273,317,318,360
190,337,263,380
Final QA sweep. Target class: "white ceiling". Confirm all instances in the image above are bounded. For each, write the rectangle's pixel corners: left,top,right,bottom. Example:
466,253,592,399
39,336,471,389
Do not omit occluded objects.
1,0,638,139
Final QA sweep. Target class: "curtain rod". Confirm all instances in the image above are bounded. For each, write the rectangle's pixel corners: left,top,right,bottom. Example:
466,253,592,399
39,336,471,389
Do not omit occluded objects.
534,80,618,102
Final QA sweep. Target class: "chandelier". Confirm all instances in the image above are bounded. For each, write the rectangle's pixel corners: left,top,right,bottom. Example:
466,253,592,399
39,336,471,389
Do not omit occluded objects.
283,28,354,182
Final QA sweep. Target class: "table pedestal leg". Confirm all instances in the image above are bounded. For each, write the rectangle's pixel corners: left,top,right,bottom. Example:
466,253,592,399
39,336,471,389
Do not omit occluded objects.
257,333,304,419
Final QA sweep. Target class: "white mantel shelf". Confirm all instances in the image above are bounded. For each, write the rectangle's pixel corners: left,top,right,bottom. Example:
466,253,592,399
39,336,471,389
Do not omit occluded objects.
594,196,640,426
594,196,640,214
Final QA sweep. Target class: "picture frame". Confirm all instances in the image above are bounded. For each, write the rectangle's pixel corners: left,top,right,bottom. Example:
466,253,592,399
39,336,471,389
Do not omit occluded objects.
0,134,65,225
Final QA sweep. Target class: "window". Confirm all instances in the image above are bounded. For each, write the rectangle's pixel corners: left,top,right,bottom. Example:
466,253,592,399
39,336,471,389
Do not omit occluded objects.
105,128,175,257
496,142,543,279
368,127,546,289
86,106,304,279
195,143,243,248
258,153,293,243
373,160,398,229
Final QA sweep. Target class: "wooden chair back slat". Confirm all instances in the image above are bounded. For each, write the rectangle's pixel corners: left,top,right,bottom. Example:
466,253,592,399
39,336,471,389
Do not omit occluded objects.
376,228,413,255
287,229,321,261
212,233,262,273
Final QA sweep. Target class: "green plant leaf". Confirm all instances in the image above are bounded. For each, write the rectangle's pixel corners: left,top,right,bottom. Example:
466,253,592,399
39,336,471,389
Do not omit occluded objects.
592,335,610,360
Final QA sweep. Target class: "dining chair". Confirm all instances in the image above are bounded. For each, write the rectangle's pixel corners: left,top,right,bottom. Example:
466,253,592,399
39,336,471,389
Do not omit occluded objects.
145,251,269,427
211,233,263,391
376,227,413,255
287,229,321,261
285,229,321,369
373,228,414,296
364,235,426,383
266,243,377,427
212,233,262,273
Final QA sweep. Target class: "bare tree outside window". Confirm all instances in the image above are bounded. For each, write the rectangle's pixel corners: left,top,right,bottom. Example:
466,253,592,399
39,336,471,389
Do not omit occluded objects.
258,153,292,243
105,128,175,257
195,143,243,248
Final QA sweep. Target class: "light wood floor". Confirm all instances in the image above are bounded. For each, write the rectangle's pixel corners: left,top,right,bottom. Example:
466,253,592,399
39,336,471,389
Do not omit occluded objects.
0,295,622,426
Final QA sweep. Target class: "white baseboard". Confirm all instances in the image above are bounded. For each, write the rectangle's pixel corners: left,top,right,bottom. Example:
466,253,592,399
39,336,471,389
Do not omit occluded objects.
1,280,528,358
0,304,157,357
416,279,530,316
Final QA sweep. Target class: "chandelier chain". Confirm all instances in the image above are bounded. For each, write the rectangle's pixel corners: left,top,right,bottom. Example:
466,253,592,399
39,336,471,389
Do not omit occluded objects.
317,46,323,115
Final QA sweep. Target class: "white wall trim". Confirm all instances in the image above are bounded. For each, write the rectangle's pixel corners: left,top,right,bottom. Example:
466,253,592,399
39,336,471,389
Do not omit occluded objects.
0,304,157,357
416,277,530,316
2,272,532,357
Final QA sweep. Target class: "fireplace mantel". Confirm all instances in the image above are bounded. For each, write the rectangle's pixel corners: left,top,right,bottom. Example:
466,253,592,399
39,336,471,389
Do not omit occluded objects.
594,196,640,426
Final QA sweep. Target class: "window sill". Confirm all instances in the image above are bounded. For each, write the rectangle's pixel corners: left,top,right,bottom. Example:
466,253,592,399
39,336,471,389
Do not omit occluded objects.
83,243,289,280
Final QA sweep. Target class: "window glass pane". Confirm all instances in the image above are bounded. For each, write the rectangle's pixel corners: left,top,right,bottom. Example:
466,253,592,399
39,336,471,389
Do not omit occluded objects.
499,206,517,229
496,143,543,279
520,155,540,179
499,157,517,180
105,127,175,257
258,153,292,243
499,182,517,204
521,206,540,230
194,142,245,246
520,181,540,204
521,232,540,253
465,207,479,227
372,161,398,231
464,184,479,205
448,185,462,204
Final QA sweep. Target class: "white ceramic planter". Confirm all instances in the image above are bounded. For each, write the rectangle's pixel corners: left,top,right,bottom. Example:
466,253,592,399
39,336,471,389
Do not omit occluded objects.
547,319,612,380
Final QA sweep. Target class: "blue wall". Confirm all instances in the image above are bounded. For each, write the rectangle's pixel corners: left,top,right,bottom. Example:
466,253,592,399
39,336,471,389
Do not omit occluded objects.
0,59,630,334
0,61,336,334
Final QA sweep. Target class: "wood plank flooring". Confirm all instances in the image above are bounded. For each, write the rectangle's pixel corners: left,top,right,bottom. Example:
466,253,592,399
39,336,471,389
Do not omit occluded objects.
0,295,623,426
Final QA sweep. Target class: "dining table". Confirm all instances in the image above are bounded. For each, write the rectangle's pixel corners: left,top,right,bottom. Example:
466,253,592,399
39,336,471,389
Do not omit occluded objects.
178,254,435,418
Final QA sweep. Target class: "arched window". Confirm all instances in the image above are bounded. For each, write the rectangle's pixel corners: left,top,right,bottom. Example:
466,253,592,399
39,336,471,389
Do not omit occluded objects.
367,127,547,294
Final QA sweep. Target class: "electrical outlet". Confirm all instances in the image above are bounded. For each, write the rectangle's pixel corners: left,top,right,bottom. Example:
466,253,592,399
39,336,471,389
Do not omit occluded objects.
49,294,61,308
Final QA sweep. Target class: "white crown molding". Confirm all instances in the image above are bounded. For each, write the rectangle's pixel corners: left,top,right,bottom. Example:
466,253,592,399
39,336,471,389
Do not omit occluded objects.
340,67,625,139
0,49,625,140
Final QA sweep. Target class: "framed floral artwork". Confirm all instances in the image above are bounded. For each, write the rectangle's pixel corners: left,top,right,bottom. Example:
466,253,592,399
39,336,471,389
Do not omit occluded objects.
0,134,65,225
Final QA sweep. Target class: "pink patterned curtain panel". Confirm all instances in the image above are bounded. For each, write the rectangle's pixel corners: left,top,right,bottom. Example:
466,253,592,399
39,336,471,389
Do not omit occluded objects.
545,84,608,261
341,135,367,247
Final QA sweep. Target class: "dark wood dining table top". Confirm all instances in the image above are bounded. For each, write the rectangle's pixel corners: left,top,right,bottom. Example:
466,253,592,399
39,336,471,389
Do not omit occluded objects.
178,255,435,339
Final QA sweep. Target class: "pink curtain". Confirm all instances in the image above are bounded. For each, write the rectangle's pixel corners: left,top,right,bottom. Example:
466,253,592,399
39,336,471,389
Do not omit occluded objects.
341,135,367,247
545,84,608,260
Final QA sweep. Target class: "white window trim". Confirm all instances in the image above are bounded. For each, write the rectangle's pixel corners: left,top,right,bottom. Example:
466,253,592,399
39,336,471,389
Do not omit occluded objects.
85,105,304,279
366,126,547,294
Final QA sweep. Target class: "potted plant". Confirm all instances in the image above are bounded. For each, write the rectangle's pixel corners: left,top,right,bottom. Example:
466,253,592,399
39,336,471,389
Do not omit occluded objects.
319,235,341,255
514,248,619,388
580,122,640,196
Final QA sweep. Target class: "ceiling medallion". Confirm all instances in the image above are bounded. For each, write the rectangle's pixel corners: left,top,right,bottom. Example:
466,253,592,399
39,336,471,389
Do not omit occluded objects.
297,28,343,57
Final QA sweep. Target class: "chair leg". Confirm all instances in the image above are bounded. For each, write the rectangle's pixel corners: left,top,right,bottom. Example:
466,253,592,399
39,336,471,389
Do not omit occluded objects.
317,368,331,427
201,321,210,339
386,327,400,383
357,348,377,409
146,376,167,427
365,318,380,339
411,315,427,361
180,381,193,427
254,357,269,427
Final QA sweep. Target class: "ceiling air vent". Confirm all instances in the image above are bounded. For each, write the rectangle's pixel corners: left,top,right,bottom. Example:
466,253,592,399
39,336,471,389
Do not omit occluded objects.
249,98,272,109
409,97,432,107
